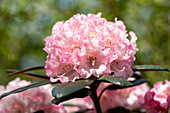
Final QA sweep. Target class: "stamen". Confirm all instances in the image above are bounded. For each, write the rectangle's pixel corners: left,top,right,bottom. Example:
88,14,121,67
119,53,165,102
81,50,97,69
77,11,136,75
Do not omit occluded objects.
92,60,95,66
55,64,74,77
112,65,125,72
55,73,63,77
87,56,97,66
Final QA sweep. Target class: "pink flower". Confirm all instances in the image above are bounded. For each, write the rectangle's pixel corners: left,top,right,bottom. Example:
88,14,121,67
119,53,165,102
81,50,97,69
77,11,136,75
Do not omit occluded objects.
142,80,170,113
98,82,149,112
63,96,94,113
0,78,67,113
45,49,81,82
44,13,138,82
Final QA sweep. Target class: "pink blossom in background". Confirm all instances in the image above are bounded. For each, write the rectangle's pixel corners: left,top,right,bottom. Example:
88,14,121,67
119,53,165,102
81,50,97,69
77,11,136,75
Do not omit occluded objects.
142,80,170,113
63,96,94,113
0,78,67,113
98,82,149,112
44,13,138,82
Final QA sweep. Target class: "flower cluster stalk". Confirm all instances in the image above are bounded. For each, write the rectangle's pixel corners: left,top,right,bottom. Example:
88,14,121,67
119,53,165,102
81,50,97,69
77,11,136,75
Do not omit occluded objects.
89,81,102,113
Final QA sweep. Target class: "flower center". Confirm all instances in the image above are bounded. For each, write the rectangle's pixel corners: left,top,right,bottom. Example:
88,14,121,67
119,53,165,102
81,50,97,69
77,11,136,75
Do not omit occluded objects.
104,39,111,46
55,64,74,77
62,64,74,72
104,38,119,47
87,56,97,66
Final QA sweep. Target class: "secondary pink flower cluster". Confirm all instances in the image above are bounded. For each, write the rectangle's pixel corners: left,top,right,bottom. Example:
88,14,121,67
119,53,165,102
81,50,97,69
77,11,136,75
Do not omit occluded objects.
98,82,149,112
44,13,138,82
0,78,67,113
142,80,170,113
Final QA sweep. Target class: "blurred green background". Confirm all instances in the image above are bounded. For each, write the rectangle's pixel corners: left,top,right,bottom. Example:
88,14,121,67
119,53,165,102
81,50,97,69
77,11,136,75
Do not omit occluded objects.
0,0,169,86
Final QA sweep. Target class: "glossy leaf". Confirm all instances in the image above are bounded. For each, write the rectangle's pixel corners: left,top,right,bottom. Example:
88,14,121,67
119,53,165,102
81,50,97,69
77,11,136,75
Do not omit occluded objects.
52,80,93,99
130,78,150,86
98,78,149,99
105,78,149,90
132,65,169,72
7,70,50,81
98,74,132,86
0,81,52,99
52,88,89,105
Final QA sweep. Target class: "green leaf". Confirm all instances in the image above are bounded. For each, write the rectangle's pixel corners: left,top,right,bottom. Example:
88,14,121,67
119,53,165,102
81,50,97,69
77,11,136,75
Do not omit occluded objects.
105,78,149,90
52,88,89,105
98,78,149,100
132,65,169,72
131,78,150,86
168,106,170,113
8,66,44,77
33,110,44,113
107,107,131,113
0,81,52,99
52,80,93,99
7,70,50,81
98,74,132,86
73,109,91,113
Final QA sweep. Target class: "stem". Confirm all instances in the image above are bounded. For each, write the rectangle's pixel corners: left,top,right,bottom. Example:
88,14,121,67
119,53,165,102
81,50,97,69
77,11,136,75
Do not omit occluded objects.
89,81,102,113
98,87,107,100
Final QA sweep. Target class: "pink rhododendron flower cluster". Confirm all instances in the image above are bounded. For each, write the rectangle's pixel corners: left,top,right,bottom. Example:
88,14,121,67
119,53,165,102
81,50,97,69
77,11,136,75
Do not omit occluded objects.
44,13,138,82
0,78,67,113
98,82,149,112
142,80,170,113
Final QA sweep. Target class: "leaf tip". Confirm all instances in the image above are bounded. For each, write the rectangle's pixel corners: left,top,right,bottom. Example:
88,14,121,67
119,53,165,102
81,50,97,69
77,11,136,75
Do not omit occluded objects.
0,94,5,100
8,73,13,77
51,98,60,105
166,68,169,72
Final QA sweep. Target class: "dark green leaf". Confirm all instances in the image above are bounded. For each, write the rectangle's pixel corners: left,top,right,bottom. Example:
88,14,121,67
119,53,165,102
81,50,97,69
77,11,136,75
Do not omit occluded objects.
7,70,50,81
0,81,52,99
52,80,93,99
105,78,149,90
33,110,44,113
132,65,169,72
98,78,149,100
73,109,92,113
131,78,150,86
131,72,142,80
52,88,89,105
8,66,44,77
98,74,132,86
107,107,131,113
